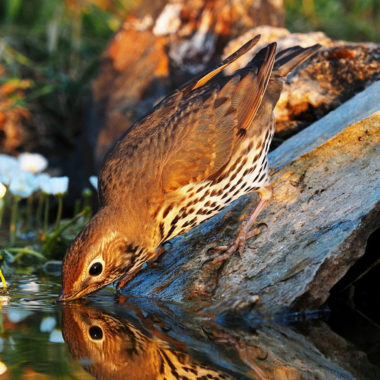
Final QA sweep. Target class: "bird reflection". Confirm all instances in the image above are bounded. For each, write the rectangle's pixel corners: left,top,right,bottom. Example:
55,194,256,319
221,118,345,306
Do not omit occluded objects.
61,304,235,380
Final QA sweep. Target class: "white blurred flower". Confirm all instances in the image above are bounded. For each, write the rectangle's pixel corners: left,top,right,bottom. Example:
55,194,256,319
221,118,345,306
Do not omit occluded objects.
0,296,10,306
0,361,7,375
18,152,48,174
8,170,38,198
36,173,51,191
49,329,64,343
0,154,20,185
40,176,69,195
89,175,98,190
0,182,6,199
40,316,56,332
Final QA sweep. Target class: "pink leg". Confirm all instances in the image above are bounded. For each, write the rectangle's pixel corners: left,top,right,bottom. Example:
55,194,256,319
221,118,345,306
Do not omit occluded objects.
210,185,272,264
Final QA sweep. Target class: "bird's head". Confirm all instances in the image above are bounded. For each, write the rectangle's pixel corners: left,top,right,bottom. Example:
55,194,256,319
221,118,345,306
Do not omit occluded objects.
57,207,136,302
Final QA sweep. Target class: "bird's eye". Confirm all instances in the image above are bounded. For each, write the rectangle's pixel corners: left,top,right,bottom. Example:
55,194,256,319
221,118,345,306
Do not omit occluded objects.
89,325,103,340
89,262,103,276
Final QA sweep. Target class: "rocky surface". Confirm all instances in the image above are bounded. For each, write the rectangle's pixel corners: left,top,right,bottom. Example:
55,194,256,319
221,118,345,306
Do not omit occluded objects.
123,81,380,314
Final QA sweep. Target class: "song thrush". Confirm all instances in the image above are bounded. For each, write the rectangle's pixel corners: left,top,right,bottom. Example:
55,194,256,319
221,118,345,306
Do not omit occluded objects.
58,35,320,301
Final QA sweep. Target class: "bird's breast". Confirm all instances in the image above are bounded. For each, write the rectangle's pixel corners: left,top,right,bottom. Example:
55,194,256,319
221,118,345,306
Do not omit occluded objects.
155,126,274,244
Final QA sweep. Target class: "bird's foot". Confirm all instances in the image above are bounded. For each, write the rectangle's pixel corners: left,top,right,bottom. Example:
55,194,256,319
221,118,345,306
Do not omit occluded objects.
206,223,267,265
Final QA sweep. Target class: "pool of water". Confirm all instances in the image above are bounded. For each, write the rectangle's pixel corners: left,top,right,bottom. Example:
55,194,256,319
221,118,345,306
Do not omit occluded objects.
0,274,379,379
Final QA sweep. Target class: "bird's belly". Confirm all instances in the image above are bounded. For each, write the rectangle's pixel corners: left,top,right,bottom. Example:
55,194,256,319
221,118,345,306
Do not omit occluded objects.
158,134,272,243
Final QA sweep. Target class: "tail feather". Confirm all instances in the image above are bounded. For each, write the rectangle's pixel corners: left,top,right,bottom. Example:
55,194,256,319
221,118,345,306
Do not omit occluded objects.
274,44,321,76
183,35,262,93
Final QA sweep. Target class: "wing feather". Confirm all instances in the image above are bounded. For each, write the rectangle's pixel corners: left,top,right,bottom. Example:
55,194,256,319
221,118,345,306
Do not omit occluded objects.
99,38,278,206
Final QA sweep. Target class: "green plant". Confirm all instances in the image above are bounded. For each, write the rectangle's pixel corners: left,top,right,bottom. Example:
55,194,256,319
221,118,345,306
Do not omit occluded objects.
285,0,380,42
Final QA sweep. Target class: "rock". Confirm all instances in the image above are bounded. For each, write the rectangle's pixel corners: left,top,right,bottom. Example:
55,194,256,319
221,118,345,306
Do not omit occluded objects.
90,29,170,166
122,81,380,313
223,26,380,141
89,0,285,167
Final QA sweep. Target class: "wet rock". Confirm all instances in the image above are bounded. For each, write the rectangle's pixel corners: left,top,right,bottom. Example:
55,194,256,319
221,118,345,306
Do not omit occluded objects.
123,81,380,313
89,0,285,167
223,26,380,141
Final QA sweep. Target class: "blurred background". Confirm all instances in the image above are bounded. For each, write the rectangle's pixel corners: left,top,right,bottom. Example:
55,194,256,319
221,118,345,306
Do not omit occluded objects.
1,0,379,176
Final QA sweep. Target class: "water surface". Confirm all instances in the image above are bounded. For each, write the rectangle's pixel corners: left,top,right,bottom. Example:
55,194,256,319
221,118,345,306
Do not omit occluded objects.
0,274,377,379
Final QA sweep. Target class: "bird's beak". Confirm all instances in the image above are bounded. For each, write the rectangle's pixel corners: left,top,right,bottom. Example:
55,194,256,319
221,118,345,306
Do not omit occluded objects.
56,288,88,303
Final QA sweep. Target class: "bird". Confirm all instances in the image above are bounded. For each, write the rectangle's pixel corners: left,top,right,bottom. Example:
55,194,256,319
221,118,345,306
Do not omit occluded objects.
57,35,320,302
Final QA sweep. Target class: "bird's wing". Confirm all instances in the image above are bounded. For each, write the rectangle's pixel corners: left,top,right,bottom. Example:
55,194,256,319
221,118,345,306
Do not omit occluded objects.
99,40,277,203
160,42,277,192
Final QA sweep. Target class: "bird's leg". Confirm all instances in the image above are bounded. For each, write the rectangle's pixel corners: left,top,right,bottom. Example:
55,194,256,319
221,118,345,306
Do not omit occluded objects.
210,184,272,264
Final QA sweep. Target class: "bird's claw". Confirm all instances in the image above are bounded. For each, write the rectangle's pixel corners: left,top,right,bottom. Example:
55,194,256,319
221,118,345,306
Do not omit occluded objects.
204,223,267,266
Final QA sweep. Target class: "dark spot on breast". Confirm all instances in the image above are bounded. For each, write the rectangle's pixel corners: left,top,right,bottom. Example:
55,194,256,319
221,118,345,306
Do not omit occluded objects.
159,223,165,239
164,225,176,241
199,193,207,202
243,141,254,155
237,157,248,173
258,171,267,182
229,160,239,172
221,192,229,199
230,172,238,181
253,151,261,163
152,206,161,219
171,215,180,226
162,204,173,218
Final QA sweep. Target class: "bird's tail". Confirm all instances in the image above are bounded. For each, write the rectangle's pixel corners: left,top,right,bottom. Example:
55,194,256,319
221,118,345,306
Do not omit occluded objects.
273,44,321,77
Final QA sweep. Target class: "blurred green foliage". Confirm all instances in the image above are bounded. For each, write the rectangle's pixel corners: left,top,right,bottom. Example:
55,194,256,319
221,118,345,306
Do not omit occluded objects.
0,0,133,137
1,0,378,126
285,0,380,42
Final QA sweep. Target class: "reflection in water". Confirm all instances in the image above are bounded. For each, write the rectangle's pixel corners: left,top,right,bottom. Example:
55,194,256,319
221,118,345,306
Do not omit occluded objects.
2,275,374,379
62,303,239,379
